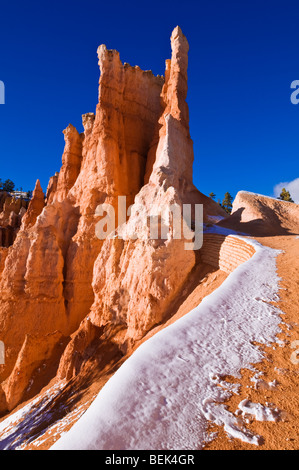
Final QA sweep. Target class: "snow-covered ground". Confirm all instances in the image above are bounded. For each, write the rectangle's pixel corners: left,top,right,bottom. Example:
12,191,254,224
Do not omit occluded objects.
52,236,285,450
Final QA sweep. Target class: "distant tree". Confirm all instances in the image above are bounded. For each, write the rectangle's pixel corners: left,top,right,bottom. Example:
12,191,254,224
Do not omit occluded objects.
278,187,294,203
0,179,2,191
222,192,233,213
209,192,216,200
2,179,15,192
26,190,33,199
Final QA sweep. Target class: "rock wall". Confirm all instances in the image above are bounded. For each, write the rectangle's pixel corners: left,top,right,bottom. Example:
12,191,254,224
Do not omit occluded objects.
200,234,256,274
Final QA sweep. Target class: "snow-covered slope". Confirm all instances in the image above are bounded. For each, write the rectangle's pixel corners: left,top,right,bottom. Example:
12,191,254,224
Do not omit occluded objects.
52,236,283,450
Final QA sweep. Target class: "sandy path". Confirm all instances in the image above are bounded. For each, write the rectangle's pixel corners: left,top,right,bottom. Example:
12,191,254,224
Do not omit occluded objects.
205,235,299,450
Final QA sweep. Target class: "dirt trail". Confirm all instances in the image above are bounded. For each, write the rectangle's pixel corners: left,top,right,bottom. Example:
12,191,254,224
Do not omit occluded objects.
205,235,299,450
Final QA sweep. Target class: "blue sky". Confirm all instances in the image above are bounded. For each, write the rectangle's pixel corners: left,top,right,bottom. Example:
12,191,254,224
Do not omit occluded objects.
0,0,299,203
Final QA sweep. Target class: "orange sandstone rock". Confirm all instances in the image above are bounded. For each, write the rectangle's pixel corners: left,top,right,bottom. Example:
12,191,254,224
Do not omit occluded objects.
52,124,83,204
0,26,228,406
0,192,29,247
21,180,45,229
70,27,226,355
3,331,65,411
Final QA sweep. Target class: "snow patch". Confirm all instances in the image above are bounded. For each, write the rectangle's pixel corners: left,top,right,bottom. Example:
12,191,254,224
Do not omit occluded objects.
237,399,281,422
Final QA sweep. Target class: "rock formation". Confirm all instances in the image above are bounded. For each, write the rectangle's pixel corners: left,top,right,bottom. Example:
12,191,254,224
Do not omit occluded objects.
0,192,28,247
21,180,45,229
0,26,227,414
46,125,83,205
217,191,299,236
85,27,210,346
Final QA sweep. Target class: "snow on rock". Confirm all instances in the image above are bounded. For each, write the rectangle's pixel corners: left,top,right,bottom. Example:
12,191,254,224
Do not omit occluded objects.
250,374,279,391
200,399,262,445
0,382,65,450
52,237,284,450
237,399,281,422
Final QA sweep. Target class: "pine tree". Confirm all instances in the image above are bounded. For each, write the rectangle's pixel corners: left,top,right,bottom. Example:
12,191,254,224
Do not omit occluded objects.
222,192,233,213
209,192,216,200
2,179,15,192
278,187,294,203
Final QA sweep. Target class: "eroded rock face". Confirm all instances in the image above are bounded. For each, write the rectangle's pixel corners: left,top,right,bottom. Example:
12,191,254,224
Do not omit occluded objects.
0,26,227,411
0,192,29,247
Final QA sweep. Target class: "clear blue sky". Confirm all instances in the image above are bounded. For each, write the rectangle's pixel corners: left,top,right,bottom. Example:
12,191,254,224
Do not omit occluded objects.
0,0,299,203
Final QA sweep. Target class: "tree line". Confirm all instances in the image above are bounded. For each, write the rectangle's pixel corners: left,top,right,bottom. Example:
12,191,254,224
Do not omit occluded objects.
0,178,32,199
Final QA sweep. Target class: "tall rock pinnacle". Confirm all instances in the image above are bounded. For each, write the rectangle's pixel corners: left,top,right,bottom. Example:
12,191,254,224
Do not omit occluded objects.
21,179,45,229
165,25,190,124
148,25,194,188
88,26,198,346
